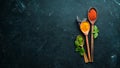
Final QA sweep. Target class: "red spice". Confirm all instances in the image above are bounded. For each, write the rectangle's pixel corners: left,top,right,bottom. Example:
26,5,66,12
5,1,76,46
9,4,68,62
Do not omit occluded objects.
88,8,97,21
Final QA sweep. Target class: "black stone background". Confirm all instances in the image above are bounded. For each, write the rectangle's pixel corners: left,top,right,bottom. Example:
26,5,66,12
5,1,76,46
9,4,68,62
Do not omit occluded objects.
0,0,120,68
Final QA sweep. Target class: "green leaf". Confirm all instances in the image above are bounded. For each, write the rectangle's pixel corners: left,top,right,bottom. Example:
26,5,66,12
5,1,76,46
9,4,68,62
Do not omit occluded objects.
94,25,97,30
75,35,84,47
76,35,82,41
79,47,85,56
74,35,85,56
75,40,80,47
93,25,99,39
75,47,81,52
94,33,98,39
79,52,84,56
78,36,83,42
93,25,99,33
75,47,85,56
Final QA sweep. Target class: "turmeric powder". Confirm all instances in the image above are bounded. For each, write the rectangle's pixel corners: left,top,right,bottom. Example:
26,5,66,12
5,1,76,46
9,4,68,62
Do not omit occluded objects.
80,21,90,33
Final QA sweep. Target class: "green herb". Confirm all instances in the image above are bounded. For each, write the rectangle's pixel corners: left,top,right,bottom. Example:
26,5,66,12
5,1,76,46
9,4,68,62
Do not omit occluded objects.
75,35,84,47
74,35,85,56
79,47,85,56
93,25,99,39
75,47,81,52
75,47,85,56
94,33,98,39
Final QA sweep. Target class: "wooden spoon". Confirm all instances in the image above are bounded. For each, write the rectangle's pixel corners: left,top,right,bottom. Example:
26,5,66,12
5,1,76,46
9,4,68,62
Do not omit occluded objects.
88,7,97,62
78,18,91,62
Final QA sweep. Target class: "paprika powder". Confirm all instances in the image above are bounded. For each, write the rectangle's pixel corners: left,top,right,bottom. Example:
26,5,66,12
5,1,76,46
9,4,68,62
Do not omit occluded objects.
88,8,97,21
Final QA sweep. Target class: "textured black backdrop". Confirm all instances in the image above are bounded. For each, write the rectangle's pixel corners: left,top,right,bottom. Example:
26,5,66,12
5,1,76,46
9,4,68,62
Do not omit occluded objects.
0,0,120,68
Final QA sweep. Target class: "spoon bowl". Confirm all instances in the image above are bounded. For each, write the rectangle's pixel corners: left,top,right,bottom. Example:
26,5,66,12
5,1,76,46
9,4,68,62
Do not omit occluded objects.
80,21,90,36
88,7,97,25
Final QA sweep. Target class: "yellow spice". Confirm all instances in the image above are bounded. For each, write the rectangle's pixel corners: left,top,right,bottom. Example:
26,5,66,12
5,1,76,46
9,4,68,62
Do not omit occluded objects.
80,21,90,32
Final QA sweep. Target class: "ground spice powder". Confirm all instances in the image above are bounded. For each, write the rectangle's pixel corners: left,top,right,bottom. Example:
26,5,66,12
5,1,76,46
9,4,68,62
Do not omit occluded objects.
88,9,97,21
80,21,90,32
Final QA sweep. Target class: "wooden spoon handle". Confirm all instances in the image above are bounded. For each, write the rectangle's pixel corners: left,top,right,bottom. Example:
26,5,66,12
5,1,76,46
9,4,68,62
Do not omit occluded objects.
85,35,91,62
91,25,94,62
83,52,89,63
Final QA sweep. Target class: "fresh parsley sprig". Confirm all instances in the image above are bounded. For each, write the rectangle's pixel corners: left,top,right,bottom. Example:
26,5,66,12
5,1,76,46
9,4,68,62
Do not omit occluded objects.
74,35,85,56
93,25,99,39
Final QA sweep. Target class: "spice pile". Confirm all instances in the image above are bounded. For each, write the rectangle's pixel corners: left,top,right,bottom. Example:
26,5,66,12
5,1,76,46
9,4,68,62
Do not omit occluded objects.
88,8,97,21
74,7,99,63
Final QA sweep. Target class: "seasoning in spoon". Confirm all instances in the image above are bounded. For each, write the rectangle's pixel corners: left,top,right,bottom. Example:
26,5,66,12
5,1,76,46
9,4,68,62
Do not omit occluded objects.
88,8,97,21
80,21,90,34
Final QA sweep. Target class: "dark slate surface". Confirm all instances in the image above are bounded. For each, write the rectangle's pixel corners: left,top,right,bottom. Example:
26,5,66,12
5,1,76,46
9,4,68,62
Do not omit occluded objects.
0,0,120,68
